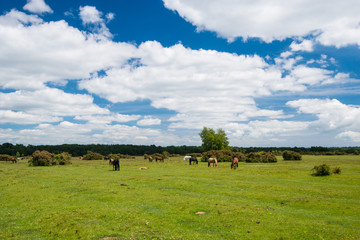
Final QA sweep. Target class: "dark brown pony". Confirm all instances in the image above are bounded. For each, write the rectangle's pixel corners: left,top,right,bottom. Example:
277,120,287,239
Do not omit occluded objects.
148,156,153,162
189,157,198,165
11,157,17,164
109,158,120,171
208,158,217,167
231,157,239,169
155,156,164,162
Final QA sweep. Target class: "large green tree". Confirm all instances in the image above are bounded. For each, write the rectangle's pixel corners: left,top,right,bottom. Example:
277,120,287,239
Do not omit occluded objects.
199,127,229,151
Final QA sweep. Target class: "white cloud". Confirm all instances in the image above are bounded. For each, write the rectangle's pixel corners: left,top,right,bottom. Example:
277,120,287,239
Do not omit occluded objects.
106,13,115,22
0,11,136,90
290,40,314,52
287,98,360,132
137,116,162,126
0,9,43,26
162,0,360,47
74,113,140,124
337,131,360,143
23,0,53,14
0,110,61,124
80,41,302,130
0,88,109,117
79,6,112,39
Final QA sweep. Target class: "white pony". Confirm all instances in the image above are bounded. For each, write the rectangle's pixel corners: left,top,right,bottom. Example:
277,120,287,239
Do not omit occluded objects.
183,155,192,161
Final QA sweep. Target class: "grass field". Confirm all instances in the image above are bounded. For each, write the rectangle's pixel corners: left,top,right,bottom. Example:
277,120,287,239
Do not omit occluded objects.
1,155,359,239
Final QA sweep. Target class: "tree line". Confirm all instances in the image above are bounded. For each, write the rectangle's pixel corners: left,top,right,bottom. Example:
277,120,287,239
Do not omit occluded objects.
0,142,359,157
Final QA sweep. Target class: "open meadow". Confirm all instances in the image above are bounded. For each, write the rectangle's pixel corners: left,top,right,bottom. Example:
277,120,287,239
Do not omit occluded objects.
1,155,359,240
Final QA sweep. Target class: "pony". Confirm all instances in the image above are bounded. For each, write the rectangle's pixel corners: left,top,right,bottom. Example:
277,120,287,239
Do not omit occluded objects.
155,156,164,162
184,155,191,161
189,157,198,165
148,156,153,162
11,157,17,164
208,158,217,167
112,158,120,171
231,157,239,169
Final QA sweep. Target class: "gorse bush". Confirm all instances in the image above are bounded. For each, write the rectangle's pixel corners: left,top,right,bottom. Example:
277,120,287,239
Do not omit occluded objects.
0,154,13,161
282,150,302,160
54,152,72,165
30,150,55,166
83,152,104,160
332,166,342,174
246,152,277,163
312,164,331,176
201,150,245,162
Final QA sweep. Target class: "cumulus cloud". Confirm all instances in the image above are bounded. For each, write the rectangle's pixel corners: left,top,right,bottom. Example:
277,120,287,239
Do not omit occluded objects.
137,116,162,126
162,0,360,47
0,110,61,124
80,41,356,133
23,0,53,14
0,11,136,90
290,40,314,52
79,6,112,39
287,98,360,132
0,88,109,117
337,131,360,143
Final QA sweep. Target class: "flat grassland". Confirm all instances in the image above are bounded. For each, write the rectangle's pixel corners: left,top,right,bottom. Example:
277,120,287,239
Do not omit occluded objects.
1,155,359,239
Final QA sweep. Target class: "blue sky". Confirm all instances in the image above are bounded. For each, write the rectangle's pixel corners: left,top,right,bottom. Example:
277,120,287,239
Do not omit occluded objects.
0,0,360,147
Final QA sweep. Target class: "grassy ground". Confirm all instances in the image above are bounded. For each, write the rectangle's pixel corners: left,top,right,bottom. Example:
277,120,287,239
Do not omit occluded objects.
0,155,359,239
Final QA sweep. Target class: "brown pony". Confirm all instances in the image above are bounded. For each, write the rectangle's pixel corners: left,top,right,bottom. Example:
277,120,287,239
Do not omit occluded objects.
11,157,17,164
208,158,217,167
155,156,164,162
148,156,153,162
231,157,239,169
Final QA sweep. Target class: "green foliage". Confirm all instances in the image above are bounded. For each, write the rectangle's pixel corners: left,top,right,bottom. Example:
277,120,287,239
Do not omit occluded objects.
245,152,277,163
199,127,229,151
332,166,342,174
201,150,245,162
312,164,331,176
0,154,13,161
282,150,302,160
54,152,72,165
108,153,135,159
83,152,104,160
29,150,56,166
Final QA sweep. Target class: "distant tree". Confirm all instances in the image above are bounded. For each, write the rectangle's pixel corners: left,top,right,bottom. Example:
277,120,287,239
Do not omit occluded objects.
199,127,229,151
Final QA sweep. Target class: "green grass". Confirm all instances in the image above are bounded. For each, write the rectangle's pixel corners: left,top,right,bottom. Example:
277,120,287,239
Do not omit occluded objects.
1,155,359,239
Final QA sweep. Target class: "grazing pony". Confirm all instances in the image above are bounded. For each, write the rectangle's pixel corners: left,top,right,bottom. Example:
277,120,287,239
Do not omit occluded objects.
231,157,239,169
208,158,218,167
184,156,191,161
11,157,17,164
112,158,120,171
155,156,164,162
189,157,198,165
148,156,153,162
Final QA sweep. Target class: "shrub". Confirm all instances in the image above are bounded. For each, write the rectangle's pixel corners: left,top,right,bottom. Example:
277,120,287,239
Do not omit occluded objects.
54,152,72,165
30,150,55,166
108,153,135,159
282,150,302,161
332,167,342,174
312,164,331,176
0,154,13,161
83,152,104,160
201,150,245,162
246,152,277,163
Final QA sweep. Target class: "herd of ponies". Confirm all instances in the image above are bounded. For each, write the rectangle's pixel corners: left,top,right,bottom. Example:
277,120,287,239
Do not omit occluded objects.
107,155,239,171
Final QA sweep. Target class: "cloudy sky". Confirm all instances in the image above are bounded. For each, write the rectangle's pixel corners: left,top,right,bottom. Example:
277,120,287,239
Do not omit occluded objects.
1,0,360,147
